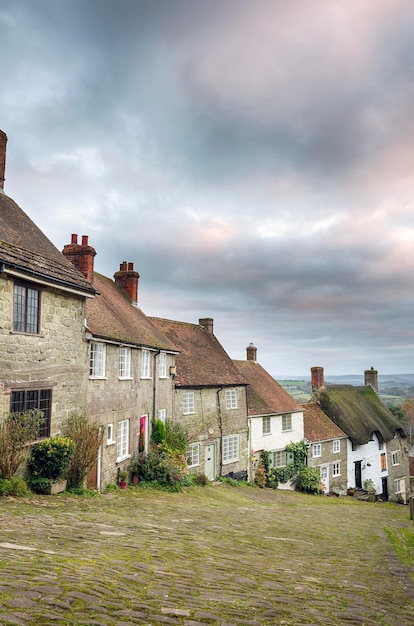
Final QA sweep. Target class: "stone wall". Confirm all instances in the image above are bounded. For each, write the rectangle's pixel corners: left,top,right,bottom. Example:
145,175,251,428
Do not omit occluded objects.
87,345,176,488
174,386,249,480
0,276,88,434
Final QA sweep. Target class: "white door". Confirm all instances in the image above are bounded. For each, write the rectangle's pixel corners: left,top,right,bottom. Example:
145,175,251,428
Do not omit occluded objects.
204,443,216,480
320,465,329,493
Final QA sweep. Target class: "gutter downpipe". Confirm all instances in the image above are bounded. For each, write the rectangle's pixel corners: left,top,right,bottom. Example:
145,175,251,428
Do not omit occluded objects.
217,387,223,477
152,350,161,429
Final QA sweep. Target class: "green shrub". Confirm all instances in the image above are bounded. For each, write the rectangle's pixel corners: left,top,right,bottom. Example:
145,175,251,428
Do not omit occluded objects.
164,420,188,454
28,436,75,480
151,419,166,445
27,476,51,494
7,476,30,496
134,442,189,490
294,466,321,494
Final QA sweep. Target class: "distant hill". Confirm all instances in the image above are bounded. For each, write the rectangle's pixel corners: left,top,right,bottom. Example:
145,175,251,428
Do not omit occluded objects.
276,374,414,406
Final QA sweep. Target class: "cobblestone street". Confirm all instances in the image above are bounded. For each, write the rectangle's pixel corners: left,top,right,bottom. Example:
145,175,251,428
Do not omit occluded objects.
0,486,413,625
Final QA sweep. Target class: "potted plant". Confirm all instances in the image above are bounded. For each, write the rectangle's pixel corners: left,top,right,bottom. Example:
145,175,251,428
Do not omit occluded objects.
118,470,128,489
27,436,75,494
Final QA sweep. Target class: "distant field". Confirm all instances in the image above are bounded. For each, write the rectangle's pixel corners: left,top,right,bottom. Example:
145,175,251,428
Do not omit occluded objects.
278,377,414,407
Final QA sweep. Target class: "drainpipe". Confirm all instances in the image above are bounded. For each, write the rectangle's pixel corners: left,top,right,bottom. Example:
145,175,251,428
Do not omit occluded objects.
217,387,223,476
152,350,160,428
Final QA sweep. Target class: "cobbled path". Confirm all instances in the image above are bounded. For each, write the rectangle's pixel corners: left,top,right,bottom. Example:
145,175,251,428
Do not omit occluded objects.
0,485,413,625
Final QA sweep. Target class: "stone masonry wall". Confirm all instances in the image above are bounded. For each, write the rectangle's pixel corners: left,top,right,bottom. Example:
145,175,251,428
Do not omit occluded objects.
87,346,176,488
0,276,88,434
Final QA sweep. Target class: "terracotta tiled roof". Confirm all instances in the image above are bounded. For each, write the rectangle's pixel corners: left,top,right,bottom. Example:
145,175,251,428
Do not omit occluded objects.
314,384,407,445
303,402,347,443
233,360,302,416
86,274,176,350
0,192,95,294
150,318,247,387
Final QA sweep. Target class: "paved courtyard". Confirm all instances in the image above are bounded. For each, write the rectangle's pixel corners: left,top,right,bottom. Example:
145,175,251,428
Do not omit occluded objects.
0,485,413,625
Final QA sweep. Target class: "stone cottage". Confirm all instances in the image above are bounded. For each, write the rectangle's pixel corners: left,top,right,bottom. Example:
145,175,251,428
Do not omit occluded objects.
234,344,304,487
310,366,410,502
150,317,249,480
62,236,178,489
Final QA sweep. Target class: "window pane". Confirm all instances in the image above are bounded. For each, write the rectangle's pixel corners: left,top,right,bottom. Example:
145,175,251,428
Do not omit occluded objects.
10,389,51,439
159,352,167,378
13,284,39,333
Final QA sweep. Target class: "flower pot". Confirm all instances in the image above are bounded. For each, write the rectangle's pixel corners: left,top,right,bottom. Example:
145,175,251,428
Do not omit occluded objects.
119,481,127,489
46,479,67,495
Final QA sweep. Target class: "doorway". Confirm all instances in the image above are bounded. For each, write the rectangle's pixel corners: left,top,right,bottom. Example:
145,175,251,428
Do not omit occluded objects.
204,443,216,480
354,460,362,489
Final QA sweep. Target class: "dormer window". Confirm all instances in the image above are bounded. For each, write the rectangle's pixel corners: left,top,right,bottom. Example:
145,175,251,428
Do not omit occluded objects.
13,282,40,334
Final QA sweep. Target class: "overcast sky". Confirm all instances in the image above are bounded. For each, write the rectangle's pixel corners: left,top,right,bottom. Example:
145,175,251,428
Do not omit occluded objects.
2,0,414,376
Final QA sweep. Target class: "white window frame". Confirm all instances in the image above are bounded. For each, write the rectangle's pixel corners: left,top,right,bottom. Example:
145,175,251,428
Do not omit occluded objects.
119,347,131,379
116,419,130,462
332,461,340,477
223,434,239,464
159,352,167,378
183,391,195,415
107,423,115,445
391,451,400,466
333,439,340,454
141,349,151,378
187,443,200,468
90,342,106,378
282,414,292,431
262,416,271,435
394,478,405,494
271,449,294,468
158,408,167,424
225,389,238,410
312,443,321,458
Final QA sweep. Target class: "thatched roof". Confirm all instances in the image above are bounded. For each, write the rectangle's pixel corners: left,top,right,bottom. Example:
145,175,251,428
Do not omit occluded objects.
316,384,407,445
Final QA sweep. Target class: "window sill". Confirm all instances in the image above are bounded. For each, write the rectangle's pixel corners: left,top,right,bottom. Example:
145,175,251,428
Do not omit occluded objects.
140,376,152,380
262,432,271,437
116,454,131,464
89,376,107,380
118,376,133,381
106,440,116,446
223,458,239,465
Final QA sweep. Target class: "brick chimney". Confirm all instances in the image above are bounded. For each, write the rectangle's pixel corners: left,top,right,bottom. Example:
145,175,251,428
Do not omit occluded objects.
62,234,96,283
199,318,214,334
364,366,378,393
0,130,7,192
311,366,325,391
246,343,257,361
114,262,140,305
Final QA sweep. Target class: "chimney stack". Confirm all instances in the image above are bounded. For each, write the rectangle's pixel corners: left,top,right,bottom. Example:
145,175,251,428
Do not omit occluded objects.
114,262,140,305
199,318,214,334
311,366,325,391
364,366,378,393
246,343,257,361
0,130,7,192
62,234,96,283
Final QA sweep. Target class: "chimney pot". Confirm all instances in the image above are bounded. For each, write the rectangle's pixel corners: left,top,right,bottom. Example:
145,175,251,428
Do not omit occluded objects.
62,234,96,283
0,129,8,191
364,366,378,393
114,262,140,305
311,366,325,391
199,318,214,334
246,343,257,361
